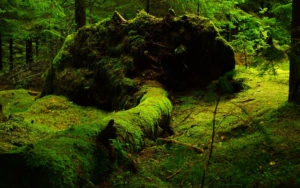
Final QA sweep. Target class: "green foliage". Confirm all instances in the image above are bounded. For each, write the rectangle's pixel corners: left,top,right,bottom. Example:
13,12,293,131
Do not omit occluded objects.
110,139,129,159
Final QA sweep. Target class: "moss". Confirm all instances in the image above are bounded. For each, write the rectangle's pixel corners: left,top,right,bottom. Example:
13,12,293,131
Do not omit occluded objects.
118,62,298,187
0,81,172,187
0,89,36,115
101,82,172,152
0,123,110,187
53,33,75,71
0,93,107,153
43,11,235,109
216,36,234,51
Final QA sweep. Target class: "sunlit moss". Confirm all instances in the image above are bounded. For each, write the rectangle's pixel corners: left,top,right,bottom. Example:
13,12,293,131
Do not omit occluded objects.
0,89,36,115
0,92,107,152
122,63,297,187
102,82,172,152
53,33,75,71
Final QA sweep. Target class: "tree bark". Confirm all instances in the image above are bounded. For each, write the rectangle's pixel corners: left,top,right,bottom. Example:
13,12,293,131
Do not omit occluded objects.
75,0,86,30
0,33,2,71
26,38,33,70
289,0,300,104
9,38,13,71
197,1,200,16
88,0,93,24
146,0,150,13
35,39,39,58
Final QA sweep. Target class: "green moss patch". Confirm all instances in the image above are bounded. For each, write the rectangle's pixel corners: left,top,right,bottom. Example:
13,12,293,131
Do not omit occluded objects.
0,91,107,152
114,63,299,187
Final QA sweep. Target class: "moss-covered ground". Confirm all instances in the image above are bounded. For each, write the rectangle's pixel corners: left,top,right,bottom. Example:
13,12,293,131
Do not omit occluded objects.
106,63,300,187
0,62,299,187
0,90,107,152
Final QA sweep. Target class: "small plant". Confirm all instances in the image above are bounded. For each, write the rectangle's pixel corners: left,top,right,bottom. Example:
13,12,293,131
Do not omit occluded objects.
112,171,131,187
110,139,129,160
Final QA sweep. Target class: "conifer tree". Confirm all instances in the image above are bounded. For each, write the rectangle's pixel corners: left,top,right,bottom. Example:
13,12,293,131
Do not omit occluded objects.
289,0,300,104
0,33,2,71
75,0,86,29
9,38,13,71
26,38,33,69
146,0,150,13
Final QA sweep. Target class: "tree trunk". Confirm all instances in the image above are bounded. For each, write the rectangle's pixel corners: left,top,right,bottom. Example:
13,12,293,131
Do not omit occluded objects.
75,0,86,30
88,0,93,24
48,34,55,62
0,33,2,71
99,82,173,152
197,1,200,16
146,0,150,13
9,38,13,71
289,0,300,104
26,38,33,70
35,39,39,58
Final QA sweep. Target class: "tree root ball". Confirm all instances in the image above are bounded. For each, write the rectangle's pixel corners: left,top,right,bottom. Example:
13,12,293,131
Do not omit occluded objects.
42,10,235,111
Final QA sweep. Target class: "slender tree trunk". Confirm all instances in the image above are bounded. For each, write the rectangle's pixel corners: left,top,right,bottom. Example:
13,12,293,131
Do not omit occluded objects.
244,47,248,68
88,0,93,24
146,0,150,13
0,33,2,71
197,1,200,16
35,39,39,58
226,24,231,42
60,29,64,46
9,38,13,71
49,35,54,61
289,0,300,104
26,38,33,70
75,0,86,30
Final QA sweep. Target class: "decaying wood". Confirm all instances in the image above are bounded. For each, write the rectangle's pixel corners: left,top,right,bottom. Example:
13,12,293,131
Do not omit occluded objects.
158,138,205,154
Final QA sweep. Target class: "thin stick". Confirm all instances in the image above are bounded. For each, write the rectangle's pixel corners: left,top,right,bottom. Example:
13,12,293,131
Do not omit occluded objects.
201,94,221,188
166,166,184,180
159,138,205,154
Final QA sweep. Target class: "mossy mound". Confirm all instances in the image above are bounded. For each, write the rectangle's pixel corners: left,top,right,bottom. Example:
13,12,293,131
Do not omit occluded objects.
0,90,107,152
43,11,235,110
0,81,172,187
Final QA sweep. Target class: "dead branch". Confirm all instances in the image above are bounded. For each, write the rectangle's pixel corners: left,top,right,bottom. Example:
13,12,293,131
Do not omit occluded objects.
158,138,205,154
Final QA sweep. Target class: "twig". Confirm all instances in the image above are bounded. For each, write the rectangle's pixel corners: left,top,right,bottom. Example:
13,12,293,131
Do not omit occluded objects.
166,166,185,180
201,94,221,188
159,138,205,154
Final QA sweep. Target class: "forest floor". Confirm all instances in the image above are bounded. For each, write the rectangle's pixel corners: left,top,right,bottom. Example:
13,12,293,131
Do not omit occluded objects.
107,64,300,187
0,63,299,187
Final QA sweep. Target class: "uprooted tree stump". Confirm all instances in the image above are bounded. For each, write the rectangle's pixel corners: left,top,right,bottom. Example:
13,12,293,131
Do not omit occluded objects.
42,10,235,110
0,11,235,187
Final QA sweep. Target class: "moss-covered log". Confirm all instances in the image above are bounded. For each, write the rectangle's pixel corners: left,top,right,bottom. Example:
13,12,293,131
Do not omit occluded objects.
0,82,172,187
99,81,172,153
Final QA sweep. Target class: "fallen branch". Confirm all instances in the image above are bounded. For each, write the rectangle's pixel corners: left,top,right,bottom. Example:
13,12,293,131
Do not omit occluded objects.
158,138,205,154
166,165,185,180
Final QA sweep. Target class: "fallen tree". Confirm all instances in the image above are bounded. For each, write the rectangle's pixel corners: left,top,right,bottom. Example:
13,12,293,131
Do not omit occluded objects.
42,10,235,110
0,81,172,187
0,11,235,187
